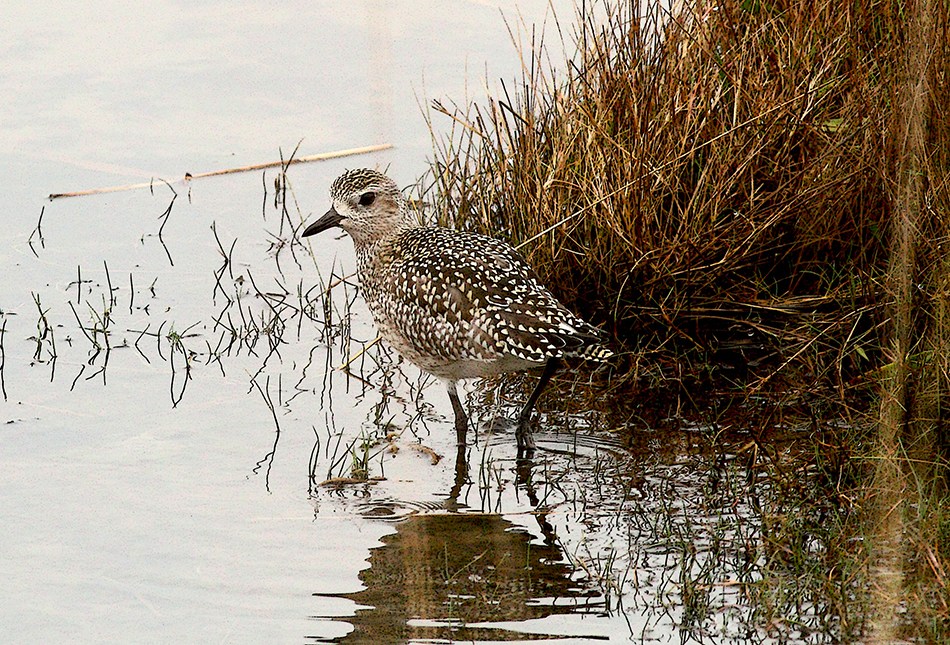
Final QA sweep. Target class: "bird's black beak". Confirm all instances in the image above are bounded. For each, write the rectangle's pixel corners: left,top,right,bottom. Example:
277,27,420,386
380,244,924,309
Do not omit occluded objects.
301,207,344,237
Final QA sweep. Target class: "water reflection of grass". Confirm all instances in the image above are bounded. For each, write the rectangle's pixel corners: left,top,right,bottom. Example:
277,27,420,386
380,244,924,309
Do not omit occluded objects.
309,368,871,640
474,375,868,640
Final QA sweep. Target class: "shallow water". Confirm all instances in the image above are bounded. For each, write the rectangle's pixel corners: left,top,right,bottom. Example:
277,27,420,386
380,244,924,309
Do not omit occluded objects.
1,2,858,643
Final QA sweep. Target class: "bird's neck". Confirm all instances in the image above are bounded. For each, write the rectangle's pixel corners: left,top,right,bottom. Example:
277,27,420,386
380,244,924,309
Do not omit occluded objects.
348,207,416,248
352,221,413,274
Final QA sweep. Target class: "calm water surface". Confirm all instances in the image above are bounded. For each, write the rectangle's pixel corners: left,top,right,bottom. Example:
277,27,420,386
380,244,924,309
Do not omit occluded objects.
0,2,835,644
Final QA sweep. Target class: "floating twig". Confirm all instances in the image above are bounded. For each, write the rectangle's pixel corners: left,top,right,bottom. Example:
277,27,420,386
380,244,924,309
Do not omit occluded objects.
48,143,393,200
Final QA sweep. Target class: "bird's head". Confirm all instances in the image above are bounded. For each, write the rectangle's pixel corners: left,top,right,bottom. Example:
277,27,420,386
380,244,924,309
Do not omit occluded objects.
301,168,413,246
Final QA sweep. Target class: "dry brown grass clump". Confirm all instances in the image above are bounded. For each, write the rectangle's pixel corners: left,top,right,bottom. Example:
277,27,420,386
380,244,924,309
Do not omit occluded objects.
420,0,913,392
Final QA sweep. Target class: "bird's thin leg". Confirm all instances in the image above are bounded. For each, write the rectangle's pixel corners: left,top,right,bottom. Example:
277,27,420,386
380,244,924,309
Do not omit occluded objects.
445,380,469,445
516,357,561,452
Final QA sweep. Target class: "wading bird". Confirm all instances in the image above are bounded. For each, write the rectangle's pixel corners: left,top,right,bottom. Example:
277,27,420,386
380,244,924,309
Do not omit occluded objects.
302,169,612,453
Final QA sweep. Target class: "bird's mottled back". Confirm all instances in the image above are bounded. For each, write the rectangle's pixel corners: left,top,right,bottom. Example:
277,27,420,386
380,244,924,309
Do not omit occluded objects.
371,226,611,368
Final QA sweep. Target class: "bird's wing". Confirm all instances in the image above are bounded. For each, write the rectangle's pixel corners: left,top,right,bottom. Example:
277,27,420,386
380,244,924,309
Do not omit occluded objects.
388,229,610,362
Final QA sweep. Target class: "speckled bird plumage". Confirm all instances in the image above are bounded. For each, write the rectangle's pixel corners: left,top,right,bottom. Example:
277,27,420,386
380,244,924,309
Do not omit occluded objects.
303,168,612,452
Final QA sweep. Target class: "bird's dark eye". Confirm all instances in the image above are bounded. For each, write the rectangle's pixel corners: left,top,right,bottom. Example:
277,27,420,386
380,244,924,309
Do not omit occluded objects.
358,191,376,207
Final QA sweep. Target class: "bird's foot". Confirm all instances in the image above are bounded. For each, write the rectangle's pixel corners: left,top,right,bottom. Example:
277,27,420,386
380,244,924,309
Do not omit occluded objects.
481,415,537,455
515,417,536,457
